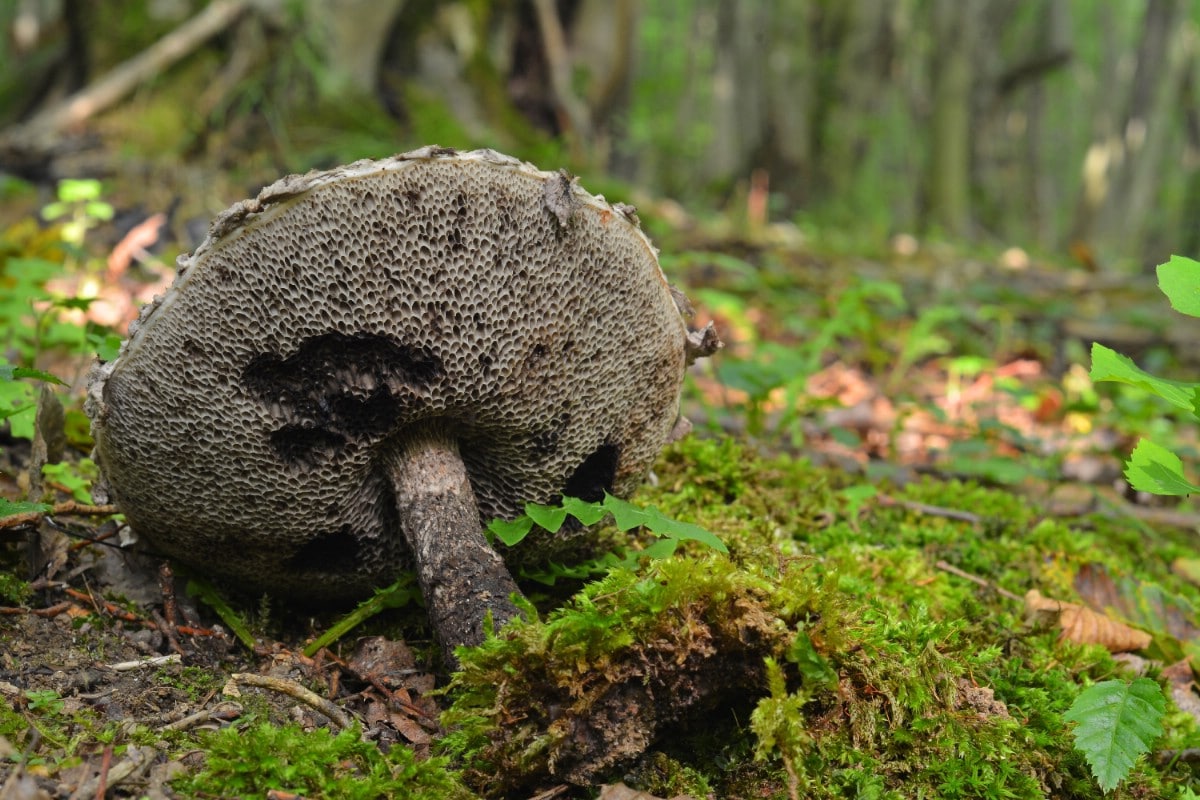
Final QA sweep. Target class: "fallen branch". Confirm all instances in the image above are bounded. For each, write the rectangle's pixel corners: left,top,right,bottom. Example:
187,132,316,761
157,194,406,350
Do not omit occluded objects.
1,0,251,146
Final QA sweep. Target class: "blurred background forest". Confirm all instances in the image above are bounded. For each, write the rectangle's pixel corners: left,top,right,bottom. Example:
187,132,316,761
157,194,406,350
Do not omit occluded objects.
2,0,1200,270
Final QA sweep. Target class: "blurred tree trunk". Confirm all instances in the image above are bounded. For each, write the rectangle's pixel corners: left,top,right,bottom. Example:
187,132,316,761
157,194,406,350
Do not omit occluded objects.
304,0,408,94
1025,0,1072,249
927,0,982,238
1073,0,1187,264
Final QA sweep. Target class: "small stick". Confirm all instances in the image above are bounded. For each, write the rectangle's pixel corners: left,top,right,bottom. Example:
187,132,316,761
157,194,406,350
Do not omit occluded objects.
0,502,119,529
525,785,571,800
108,654,181,671
228,673,353,730
0,601,72,617
935,560,1024,603
63,588,140,622
159,701,243,732
878,495,983,524
94,744,113,800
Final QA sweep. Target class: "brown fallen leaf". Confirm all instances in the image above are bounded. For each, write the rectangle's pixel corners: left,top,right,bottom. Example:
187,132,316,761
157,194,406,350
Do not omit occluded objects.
1024,589,1152,652
598,783,696,800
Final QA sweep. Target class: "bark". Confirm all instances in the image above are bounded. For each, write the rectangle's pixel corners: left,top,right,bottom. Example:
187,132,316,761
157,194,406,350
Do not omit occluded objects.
387,426,524,667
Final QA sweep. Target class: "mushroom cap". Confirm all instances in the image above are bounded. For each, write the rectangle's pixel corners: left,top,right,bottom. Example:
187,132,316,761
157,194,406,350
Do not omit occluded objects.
86,147,696,600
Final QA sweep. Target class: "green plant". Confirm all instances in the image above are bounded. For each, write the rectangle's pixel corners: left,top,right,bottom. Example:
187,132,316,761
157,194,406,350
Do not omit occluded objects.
303,575,420,657
178,721,471,799
40,179,114,247
1063,677,1166,793
1091,255,1200,494
486,493,726,558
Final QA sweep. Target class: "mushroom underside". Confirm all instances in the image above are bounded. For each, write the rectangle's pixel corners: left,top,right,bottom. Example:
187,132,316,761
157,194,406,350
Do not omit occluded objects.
87,148,717,664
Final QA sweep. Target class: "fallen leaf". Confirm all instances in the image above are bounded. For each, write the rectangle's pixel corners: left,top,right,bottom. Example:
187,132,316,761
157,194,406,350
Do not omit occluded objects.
598,783,696,800
1025,590,1152,652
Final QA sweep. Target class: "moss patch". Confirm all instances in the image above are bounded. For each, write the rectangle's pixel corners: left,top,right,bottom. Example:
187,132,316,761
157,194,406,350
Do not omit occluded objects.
440,436,1200,798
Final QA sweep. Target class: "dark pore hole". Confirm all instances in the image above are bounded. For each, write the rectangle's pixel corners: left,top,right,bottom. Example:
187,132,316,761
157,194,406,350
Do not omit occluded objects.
562,443,619,503
242,332,443,464
287,526,361,574
269,426,346,466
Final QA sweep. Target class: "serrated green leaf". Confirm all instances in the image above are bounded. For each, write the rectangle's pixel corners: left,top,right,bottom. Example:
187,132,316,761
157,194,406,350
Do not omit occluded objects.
487,515,534,546
525,502,569,532
1063,677,1165,792
561,496,605,525
1124,439,1200,496
0,365,66,385
0,497,52,518
1090,343,1198,410
603,493,653,531
602,494,727,553
1157,255,1200,317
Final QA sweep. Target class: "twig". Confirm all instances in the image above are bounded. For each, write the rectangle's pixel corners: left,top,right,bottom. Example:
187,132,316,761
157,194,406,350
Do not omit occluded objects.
227,673,353,730
0,501,119,529
0,600,72,617
94,744,112,800
878,495,983,524
935,560,1024,603
159,701,243,732
525,785,571,800
107,654,181,671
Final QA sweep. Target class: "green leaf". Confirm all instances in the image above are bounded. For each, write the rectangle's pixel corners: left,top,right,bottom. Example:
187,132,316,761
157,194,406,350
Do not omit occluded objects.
1090,343,1197,410
639,538,679,559
488,515,533,546
1157,255,1200,317
303,575,418,657
525,502,569,532
1063,677,1166,793
0,497,52,518
561,496,605,525
787,630,837,688
1124,439,1200,496
602,493,727,553
88,331,123,362
0,365,66,385
603,493,655,532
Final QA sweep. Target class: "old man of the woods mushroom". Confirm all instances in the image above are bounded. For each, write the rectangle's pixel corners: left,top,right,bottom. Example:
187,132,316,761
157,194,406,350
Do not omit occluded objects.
86,146,719,663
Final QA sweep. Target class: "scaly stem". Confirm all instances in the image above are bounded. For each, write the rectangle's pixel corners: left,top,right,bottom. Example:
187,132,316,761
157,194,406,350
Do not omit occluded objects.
385,424,524,667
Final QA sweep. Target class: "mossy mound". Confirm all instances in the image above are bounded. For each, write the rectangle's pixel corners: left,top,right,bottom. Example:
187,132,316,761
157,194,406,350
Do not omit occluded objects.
441,436,1200,798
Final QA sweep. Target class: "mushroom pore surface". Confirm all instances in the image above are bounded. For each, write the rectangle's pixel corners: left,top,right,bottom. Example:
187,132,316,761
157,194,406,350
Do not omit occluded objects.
86,147,707,602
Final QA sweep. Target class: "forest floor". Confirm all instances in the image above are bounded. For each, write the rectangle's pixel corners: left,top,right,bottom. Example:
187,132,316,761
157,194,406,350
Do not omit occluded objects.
4,150,1200,799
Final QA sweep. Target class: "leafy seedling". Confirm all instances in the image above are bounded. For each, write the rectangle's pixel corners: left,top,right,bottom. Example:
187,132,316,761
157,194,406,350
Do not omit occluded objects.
487,493,726,556
1063,677,1165,793
1091,254,1200,495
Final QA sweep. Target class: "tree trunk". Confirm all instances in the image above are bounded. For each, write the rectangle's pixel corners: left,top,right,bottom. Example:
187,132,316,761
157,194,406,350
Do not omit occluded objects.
927,0,981,238
1073,0,1186,263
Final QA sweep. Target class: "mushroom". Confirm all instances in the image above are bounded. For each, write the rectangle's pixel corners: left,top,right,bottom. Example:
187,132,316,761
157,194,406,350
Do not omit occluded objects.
86,146,719,663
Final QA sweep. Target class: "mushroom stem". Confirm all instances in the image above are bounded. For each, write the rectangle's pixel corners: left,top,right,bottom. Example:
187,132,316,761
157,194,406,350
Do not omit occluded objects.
386,425,524,666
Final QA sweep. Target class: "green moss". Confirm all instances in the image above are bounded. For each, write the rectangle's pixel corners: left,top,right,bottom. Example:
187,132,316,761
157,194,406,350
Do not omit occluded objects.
441,436,1200,797
178,721,471,799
